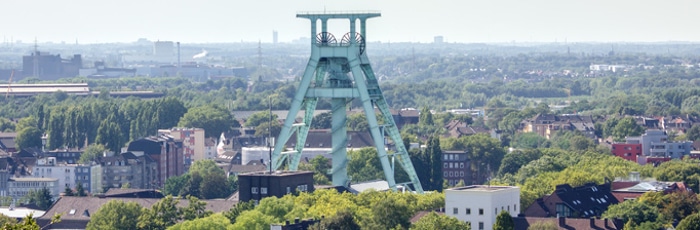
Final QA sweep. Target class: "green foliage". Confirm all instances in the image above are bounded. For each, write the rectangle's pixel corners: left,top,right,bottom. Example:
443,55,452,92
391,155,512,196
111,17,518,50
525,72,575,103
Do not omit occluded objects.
311,112,332,129
313,210,361,230
611,117,643,142
677,212,700,230
497,149,542,176
164,160,234,199
137,195,180,230
687,125,700,141
168,213,233,230
178,105,235,138
22,188,53,210
443,134,505,184
0,117,16,132
0,214,17,226
510,132,548,149
347,148,385,183
230,210,275,230
15,127,42,150
224,201,255,224
86,200,143,230
75,183,87,197
244,111,278,128
602,199,659,226
493,210,514,230
653,159,700,193
79,144,107,164
180,195,212,221
412,211,470,230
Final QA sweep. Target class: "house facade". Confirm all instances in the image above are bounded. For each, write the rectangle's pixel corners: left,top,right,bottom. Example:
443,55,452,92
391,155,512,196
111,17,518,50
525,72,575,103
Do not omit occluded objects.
445,185,520,230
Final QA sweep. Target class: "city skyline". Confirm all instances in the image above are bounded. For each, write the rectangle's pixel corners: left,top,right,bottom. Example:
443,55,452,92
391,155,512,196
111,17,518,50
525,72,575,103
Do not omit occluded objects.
1,0,698,44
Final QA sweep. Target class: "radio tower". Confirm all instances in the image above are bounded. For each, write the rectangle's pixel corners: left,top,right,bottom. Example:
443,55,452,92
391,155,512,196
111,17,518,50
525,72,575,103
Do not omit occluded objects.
269,11,424,193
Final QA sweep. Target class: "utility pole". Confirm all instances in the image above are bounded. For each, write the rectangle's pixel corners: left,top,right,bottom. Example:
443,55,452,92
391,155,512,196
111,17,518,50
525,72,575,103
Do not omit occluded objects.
268,95,272,173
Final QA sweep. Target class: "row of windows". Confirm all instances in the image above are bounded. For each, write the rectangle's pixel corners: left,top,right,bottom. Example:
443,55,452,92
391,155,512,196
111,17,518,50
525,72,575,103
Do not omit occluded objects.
452,204,517,215
443,171,466,178
251,187,268,195
443,162,465,169
443,154,463,161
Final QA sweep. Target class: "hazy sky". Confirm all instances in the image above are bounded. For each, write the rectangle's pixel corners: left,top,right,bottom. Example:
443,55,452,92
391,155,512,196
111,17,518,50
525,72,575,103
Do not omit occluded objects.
1,0,698,44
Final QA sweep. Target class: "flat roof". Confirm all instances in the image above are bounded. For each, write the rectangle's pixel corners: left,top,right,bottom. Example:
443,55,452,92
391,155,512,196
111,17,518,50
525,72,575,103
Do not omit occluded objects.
239,170,313,177
0,207,45,218
448,185,518,192
10,177,59,182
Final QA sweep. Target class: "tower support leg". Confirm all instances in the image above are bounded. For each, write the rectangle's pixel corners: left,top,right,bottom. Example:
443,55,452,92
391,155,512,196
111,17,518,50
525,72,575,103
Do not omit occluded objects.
331,98,348,186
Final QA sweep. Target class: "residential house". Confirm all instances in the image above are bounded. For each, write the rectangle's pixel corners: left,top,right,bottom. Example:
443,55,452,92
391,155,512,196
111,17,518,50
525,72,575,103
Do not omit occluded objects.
7,177,59,202
158,128,208,167
127,135,185,186
444,120,490,138
524,182,618,218
625,129,692,162
442,150,472,186
36,196,236,229
237,170,314,202
98,151,158,190
0,132,17,153
513,217,623,230
445,185,520,230
520,114,596,140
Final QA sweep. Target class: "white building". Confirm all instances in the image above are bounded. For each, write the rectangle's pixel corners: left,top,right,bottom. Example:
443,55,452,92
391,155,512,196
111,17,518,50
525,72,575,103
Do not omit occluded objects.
8,177,59,202
32,157,77,194
445,185,520,230
158,128,208,166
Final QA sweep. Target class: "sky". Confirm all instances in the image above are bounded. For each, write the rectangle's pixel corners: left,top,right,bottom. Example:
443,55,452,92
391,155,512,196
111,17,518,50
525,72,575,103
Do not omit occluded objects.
1,0,698,44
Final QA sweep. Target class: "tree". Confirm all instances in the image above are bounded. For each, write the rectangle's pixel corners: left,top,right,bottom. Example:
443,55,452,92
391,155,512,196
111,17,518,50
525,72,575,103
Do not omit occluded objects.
311,112,332,129
79,144,107,164
168,213,233,230
95,117,123,153
313,210,361,230
677,213,700,230
419,107,434,126
178,105,236,138
230,210,275,230
15,127,42,150
497,149,542,176
63,186,74,197
426,135,443,192
163,174,190,196
180,195,212,221
23,188,53,210
493,210,514,230
200,173,232,199
137,195,180,230
243,111,277,128
370,195,412,229
611,117,643,142
86,200,142,230
0,214,17,226
75,183,87,197
412,212,470,230
602,199,659,226
224,201,255,224
687,125,700,141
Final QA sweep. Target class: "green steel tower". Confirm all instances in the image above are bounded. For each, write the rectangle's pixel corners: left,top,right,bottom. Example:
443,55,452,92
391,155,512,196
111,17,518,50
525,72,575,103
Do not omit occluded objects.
270,11,424,193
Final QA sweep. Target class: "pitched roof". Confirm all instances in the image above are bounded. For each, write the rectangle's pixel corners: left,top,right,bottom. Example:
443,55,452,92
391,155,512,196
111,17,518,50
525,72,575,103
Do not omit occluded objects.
513,217,623,230
553,183,618,218
37,196,237,229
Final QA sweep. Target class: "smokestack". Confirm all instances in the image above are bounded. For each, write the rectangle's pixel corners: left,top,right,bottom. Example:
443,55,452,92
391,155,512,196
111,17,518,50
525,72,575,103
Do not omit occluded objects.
177,42,181,73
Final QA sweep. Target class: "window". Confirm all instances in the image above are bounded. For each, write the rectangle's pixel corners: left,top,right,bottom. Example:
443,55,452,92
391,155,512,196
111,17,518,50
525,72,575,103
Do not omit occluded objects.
466,208,471,215
261,187,268,195
444,155,448,160
286,187,291,194
478,222,484,230
460,171,465,177
460,163,464,168
444,172,448,177
443,163,448,168
251,187,258,194
453,208,458,214
478,208,483,215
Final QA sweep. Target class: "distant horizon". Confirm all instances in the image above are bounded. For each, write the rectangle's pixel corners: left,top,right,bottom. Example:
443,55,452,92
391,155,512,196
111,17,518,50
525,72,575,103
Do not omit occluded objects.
1,0,698,44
